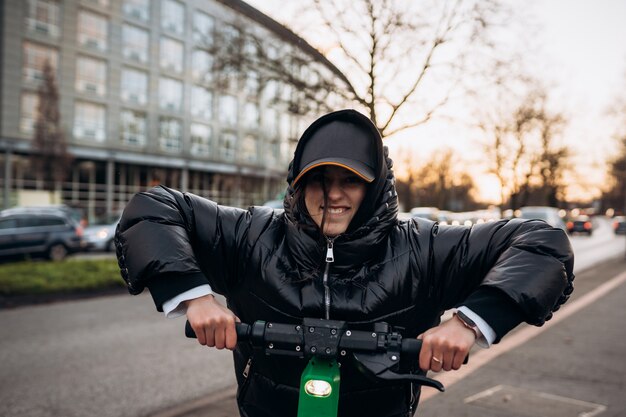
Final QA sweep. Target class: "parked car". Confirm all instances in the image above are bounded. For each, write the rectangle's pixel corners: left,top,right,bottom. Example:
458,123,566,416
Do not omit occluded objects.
0,207,86,261
84,214,120,252
517,206,567,231
566,215,593,235
613,216,626,235
1,204,87,227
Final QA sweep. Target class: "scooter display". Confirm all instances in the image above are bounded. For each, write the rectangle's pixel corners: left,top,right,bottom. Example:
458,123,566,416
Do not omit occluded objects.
186,318,448,417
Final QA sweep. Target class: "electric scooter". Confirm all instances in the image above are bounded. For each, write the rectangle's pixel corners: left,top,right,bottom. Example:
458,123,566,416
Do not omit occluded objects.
186,318,447,417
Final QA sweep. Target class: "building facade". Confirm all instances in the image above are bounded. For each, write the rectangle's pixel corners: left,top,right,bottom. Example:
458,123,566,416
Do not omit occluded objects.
0,0,347,221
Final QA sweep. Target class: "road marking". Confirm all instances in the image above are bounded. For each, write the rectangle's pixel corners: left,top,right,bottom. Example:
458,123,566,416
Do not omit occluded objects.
420,269,626,402
463,384,607,417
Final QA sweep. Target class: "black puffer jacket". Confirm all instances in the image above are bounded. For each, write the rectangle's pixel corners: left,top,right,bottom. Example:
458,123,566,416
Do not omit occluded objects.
116,110,574,417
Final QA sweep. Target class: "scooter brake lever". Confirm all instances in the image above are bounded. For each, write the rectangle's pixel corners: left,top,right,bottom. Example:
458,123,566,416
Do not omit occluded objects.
352,352,445,392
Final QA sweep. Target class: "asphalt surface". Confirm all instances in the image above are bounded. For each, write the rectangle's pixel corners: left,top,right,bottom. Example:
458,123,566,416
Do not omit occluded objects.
153,256,626,417
0,292,236,417
0,223,623,417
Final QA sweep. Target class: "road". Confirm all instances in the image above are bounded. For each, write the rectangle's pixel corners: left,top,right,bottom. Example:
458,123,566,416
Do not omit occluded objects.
0,218,624,417
0,292,235,417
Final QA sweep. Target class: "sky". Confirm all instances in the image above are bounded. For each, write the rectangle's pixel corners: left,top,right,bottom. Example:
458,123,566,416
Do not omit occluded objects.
245,0,626,204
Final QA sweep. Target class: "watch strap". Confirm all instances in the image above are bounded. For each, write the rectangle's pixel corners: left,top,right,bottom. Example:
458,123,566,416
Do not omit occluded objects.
453,310,479,340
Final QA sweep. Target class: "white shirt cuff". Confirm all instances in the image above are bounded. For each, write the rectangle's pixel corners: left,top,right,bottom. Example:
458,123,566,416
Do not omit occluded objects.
456,306,496,348
162,284,214,318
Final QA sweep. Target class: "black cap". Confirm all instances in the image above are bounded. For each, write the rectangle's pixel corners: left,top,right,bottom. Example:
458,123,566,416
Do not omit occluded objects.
291,120,376,186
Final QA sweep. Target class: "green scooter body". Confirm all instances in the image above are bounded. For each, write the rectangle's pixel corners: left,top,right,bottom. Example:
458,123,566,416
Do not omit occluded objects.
297,358,341,417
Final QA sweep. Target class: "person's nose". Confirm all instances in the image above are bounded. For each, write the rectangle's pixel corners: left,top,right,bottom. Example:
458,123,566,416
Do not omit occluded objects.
327,180,343,201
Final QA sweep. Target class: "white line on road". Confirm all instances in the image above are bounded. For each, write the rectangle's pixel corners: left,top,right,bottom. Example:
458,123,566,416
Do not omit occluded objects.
420,269,626,402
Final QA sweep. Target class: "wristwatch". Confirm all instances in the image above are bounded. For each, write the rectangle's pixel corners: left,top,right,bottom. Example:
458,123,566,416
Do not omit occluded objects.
453,310,479,340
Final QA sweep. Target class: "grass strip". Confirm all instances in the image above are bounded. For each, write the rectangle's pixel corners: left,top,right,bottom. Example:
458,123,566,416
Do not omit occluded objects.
0,258,125,296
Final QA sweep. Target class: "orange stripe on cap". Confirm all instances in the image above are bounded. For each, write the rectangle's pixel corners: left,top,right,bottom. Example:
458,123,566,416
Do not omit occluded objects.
292,162,375,186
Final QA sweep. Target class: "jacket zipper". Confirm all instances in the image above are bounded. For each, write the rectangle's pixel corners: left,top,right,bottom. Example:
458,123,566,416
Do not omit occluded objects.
323,237,335,320
238,357,253,401
242,357,252,378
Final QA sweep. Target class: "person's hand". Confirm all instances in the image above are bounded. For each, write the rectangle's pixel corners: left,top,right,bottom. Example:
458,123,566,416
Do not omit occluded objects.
417,317,476,372
185,294,240,350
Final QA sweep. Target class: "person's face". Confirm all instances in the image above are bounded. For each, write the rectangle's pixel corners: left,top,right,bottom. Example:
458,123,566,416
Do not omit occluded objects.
304,165,367,237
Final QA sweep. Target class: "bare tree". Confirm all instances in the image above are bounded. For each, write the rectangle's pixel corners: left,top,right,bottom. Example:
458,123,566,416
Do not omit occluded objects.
479,86,572,209
211,0,504,138
31,60,73,191
603,77,626,214
535,105,569,207
480,92,537,209
607,136,626,214
200,17,349,118
309,0,504,138
396,148,479,210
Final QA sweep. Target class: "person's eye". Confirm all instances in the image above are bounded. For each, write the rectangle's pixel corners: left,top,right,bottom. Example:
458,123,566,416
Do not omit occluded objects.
345,176,362,184
308,173,323,183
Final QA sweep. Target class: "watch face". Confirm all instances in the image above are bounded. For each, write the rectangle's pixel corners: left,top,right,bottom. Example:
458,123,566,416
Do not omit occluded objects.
457,310,477,327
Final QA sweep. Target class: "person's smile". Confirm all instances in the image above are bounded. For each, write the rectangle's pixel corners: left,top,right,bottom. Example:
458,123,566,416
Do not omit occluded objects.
304,166,367,237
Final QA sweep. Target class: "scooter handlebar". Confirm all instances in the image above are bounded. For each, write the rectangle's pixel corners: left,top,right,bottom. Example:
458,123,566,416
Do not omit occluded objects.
185,320,250,340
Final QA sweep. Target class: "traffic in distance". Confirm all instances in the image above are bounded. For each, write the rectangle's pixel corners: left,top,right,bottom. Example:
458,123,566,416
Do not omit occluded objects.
0,203,624,262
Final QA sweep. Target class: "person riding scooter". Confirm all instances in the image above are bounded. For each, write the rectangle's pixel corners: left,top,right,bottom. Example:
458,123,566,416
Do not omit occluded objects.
115,109,574,417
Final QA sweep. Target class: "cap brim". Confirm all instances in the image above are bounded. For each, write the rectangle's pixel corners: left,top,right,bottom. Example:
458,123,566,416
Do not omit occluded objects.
292,158,375,186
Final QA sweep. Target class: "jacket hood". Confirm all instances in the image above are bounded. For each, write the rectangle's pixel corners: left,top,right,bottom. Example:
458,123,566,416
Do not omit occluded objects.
283,109,399,270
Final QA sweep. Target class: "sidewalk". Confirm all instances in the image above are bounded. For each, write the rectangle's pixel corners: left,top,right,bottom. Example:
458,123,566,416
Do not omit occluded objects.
417,256,626,417
153,257,626,417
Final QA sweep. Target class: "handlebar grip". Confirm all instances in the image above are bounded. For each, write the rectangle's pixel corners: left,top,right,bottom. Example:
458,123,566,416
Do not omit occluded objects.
236,322,251,341
185,320,196,338
184,320,250,341
400,337,469,364
401,337,422,357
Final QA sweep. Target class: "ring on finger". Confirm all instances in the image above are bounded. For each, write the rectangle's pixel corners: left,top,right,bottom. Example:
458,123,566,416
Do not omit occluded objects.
431,357,442,364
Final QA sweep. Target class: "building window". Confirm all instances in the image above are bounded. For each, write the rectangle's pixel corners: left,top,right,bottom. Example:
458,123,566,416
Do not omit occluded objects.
86,0,110,7
23,42,58,83
26,0,60,38
159,117,182,152
218,95,237,127
121,68,148,105
76,56,107,96
122,25,149,63
120,109,146,147
219,132,236,161
268,138,281,165
279,113,291,141
159,77,182,112
263,80,279,103
216,25,240,90
191,86,212,120
264,107,279,138
193,11,213,46
160,37,183,73
244,70,260,97
243,102,259,130
190,123,211,156
78,10,108,51
74,101,106,142
241,135,257,163
191,49,213,84
161,0,184,36
20,93,40,135
123,0,150,22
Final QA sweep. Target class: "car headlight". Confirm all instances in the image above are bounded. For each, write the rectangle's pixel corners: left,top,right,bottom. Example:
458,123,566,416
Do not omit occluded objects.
96,229,110,239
